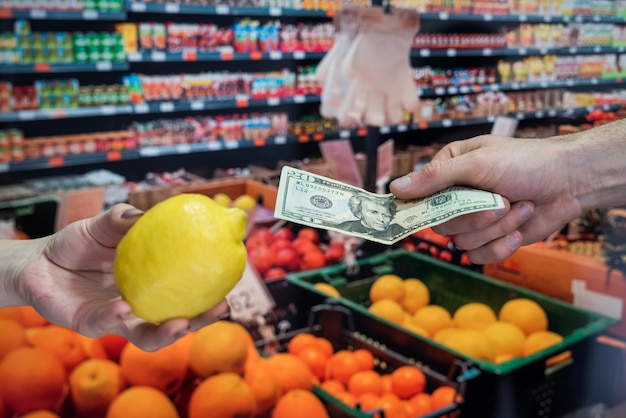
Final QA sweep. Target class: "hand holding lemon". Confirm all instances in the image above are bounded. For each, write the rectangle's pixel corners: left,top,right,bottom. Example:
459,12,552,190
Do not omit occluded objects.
114,193,248,323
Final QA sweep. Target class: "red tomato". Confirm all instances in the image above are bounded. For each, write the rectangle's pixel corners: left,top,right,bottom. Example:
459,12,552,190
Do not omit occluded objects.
273,227,295,241
264,267,287,280
297,228,321,244
249,246,274,276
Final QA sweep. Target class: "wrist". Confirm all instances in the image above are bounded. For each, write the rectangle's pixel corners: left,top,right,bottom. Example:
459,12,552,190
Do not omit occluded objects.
0,237,47,307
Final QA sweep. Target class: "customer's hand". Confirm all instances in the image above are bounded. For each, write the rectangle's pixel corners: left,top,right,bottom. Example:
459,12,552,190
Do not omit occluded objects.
11,204,229,351
390,135,583,264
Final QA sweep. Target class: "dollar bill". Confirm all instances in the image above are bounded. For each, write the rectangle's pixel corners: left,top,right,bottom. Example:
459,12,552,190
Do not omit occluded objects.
274,166,506,245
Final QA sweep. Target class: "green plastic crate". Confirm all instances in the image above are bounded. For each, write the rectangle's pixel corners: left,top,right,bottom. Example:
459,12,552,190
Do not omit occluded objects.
286,249,619,417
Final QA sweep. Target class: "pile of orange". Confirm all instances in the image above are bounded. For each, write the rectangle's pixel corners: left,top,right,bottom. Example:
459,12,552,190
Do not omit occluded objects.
0,306,330,418
361,274,568,365
287,332,459,418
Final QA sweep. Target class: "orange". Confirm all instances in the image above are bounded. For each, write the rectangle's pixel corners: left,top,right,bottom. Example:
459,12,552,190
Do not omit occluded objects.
482,321,526,358
400,278,430,314
381,374,393,394
433,327,458,345
412,305,452,336
266,353,315,393
314,337,335,358
27,325,88,373
9,306,48,327
347,370,383,396
334,391,357,408
499,298,549,336
20,411,60,418
0,347,67,415
295,346,329,380
390,366,426,399
369,274,405,304
379,393,409,418
287,332,317,356
319,379,345,397
78,335,109,360
97,334,128,362
408,392,433,416
119,342,187,395
272,389,329,418
69,358,125,418
353,348,375,371
368,299,405,325
453,302,497,331
325,350,362,386
244,359,281,415
444,329,495,362
0,307,22,322
188,372,256,418
106,386,179,418
188,320,249,378
356,392,380,412
431,386,459,411
0,317,27,361
401,319,430,338
522,330,564,357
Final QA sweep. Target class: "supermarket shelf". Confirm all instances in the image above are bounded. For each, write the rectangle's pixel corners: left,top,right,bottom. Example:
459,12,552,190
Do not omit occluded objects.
1,95,320,123
0,62,128,74
412,45,626,58
7,149,140,173
419,11,626,23
0,8,125,20
125,1,332,17
126,50,325,63
417,77,626,97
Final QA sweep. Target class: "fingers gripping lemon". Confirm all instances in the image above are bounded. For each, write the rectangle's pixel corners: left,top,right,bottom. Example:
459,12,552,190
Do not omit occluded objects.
114,194,248,323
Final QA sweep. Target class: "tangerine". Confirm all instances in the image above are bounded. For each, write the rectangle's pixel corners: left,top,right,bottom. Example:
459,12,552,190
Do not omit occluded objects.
390,366,426,399
287,333,317,356
431,386,459,411
325,350,362,386
296,346,329,380
27,325,87,373
119,342,187,395
188,372,256,418
69,358,125,418
409,392,433,416
272,389,329,418
369,274,405,304
106,386,179,418
0,317,27,361
444,329,495,362
188,320,249,378
353,348,375,371
0,347,67,415
453,302,497,331
20,411,60,418
368,299,405,325
412,305,453,336
266,353,315,393
347,370,383,396
319,379,345,397
400,278,430,314
482,321,526,358
499,298,549,336
243,360,282,415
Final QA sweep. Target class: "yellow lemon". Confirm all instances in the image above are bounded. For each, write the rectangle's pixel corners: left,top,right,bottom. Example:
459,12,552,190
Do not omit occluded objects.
213,193,232,207
368,299,405,325
444,329,496,362
369,274,405,304
233,194,257,211
313,283,340,297
498,298,549,336
482,321,526,358
453,302,497,331
400,278,430,314
114,193,248,323
412,305,452,336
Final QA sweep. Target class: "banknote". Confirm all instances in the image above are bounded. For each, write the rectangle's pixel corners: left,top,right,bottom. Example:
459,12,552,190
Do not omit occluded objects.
274,166,506,245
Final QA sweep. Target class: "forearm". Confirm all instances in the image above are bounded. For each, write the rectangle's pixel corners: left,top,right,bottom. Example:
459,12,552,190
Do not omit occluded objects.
563,119,626,211
0,237,47,307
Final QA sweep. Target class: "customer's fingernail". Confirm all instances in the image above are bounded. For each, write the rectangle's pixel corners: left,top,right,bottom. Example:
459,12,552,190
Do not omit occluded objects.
508,232,522,249
493,208,508,218
391,175,411,191
519,202,533,220
121,208,144,219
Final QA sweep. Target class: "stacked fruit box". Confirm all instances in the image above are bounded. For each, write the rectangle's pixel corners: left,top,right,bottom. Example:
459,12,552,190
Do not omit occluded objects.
272,249,617,417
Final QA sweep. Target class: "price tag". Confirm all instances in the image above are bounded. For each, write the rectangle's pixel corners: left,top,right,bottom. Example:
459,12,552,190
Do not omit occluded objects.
603,105,611,111
269,6,282,16
190,100,205,110
594,46,602,53
487,115,496,122
131,2,147,11
539,48,548,55
483,48,493,56
0,163,8,173
566,79,575,86
519,14,528,22
416,88,423,96
419,49,431,57
207,141,222,151
100,105,116,115
490,84,500,91
96,62,112,71
491,116,519,136
250,51,263,60
151,51,166,61
339,130,351,139
439,12,449,20
484,13,493,21
293,51,306,60
586,106,595,112
591,78,599,85
226,261,275,321
127,52,142,62
215,4,230,14
30,9,46,18
569,47,578,54
293,95,306,104
442,119,452,127
548,109,557,117
396,124,407,132
235,95,249,107
269,51,282,60
575,15,583,22
435,87,445,96
459,86,470,94
446,48,457,57
267,97,280,106
82,10,98,19
535,110,544,118
225,141,239,149
134,103,149,113
183,50,197,61
106,151,122,161
159,102,175,112
140,147,161,157
274,135,287,144
220,50,234,60
17,110,36,120
539,81,548,88
379,125,391,134
448,86,458,95
516,112,525,120
563,16,570,22
164,3,179,13
518,47,528,55
176,144,191,154
593,15,601,22
543,15,552,22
